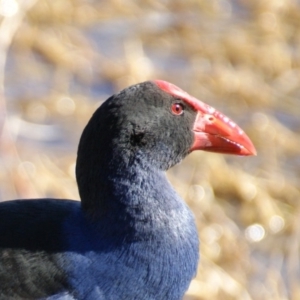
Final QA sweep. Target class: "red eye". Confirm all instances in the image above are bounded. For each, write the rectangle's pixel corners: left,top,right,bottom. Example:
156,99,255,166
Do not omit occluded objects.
171,103,184,115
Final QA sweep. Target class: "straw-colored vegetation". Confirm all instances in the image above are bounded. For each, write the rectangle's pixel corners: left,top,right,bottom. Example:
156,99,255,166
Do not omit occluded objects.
0,0,300,299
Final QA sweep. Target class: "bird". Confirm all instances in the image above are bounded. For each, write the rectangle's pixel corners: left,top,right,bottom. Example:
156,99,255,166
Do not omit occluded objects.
0,80,256,300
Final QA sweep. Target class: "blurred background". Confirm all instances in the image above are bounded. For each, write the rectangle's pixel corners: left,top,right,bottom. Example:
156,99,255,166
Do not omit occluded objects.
0,0,300,299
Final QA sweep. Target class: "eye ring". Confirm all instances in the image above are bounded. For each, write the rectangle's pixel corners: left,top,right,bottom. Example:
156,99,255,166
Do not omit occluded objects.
171,103,184,116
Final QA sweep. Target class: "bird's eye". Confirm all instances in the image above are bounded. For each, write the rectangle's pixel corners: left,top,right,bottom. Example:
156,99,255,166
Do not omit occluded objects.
171,103,184,116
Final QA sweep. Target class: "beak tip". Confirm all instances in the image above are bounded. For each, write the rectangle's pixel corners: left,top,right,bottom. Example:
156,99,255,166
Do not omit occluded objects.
240,143,257,156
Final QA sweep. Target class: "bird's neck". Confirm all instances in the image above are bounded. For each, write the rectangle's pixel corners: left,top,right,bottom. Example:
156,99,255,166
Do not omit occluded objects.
76,150,179,229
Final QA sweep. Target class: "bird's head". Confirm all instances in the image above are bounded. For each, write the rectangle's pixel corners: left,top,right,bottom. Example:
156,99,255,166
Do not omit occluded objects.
78,80,256,172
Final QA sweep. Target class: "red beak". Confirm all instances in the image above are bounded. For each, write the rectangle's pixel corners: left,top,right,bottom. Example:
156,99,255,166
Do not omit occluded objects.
191,110,256,156
154,80,256,156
